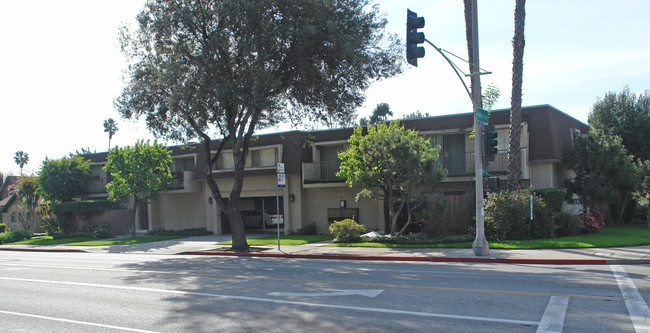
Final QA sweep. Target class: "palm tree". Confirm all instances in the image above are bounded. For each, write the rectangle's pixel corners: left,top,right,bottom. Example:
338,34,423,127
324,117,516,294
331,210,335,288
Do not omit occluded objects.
103,118,119,150
507,0,526,190
14,151,29,175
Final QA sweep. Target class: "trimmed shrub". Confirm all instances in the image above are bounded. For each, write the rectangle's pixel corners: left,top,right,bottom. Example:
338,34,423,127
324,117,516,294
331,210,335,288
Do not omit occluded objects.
329,219,366,243
0,230,32,244
553,211,579,237
42,216,69,236
484,189,554,241
578,207,605,233
0,223,6,233
295,222,317,235
535,188,565,213
93,221,113,239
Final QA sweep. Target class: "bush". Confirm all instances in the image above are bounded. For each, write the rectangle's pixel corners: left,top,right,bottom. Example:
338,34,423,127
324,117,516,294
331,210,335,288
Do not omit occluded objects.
93,221,113,239
578,207,605,233
535,188,565,213
146,227,213,236
0,230,32,244
329,219,366,243
42,216,69,236
0,223,6,233
484,189,554,241
553,211,579,237
295,222,317,235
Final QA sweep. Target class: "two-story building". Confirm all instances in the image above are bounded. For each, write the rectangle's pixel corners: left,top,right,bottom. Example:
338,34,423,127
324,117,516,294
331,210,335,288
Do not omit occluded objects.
83,105,588,236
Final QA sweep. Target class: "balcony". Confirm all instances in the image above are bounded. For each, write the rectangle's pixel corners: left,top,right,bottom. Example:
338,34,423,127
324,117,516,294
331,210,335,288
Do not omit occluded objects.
302,162,345,184
441,148,529,178
166,170,200,193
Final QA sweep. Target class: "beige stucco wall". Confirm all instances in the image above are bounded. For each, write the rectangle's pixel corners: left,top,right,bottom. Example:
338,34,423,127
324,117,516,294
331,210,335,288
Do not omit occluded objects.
302,185,383,234
150,191,207,231
530,162,554,189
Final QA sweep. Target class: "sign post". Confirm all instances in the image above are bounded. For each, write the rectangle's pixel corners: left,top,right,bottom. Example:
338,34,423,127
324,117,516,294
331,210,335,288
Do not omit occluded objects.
276,163,285,250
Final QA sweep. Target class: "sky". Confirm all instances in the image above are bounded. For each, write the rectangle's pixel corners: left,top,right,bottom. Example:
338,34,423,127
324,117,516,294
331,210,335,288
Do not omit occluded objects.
1,0,649,176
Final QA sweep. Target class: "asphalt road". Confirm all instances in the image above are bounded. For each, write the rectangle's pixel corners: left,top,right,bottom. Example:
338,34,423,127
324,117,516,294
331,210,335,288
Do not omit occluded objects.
0,251,648,332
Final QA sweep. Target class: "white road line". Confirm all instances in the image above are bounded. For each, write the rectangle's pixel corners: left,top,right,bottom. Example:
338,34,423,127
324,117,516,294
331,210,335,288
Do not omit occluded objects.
537,296,569,333
0,309,160,333
610,265,650,333
0,276,539,326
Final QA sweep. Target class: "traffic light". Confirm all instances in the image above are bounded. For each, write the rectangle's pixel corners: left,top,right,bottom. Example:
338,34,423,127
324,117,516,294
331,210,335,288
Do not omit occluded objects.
406,9,425,67
484,125,498,161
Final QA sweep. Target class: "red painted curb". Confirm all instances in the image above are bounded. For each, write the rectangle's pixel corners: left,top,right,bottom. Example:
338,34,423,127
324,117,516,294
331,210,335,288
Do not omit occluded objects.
0,247,86,253
183,251,608,265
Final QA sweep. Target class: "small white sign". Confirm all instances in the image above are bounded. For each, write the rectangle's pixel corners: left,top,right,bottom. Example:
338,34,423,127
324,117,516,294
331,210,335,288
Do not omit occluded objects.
277,173,286,187
277,163,285,174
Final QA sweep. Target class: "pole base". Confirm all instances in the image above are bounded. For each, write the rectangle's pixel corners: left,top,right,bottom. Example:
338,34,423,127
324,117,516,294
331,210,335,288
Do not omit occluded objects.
472,238,490,256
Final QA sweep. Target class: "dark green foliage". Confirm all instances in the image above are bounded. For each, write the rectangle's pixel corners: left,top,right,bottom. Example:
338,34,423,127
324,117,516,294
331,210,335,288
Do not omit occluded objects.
0,229,32,244
553,211,579,237
361,233,473,245
295,222,318,235
93,221,113,239
41,216,70,236
329,219,367,243
60,200,119,216
147,228,212,237
589,87,650,161
0,223,5,233
484,189,554,241
37,156,92,203
565,130,639,224
535,188,565,213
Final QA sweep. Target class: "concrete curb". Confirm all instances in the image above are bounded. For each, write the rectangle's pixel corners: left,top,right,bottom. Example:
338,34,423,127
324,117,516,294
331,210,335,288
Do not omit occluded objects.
183,251,612,265
0,247,86,253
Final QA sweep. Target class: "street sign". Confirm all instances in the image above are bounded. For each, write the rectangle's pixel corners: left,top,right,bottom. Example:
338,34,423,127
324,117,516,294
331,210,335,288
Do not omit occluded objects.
277,173,286,187
476,108,488,124
482,168,488,176
276,163,285,174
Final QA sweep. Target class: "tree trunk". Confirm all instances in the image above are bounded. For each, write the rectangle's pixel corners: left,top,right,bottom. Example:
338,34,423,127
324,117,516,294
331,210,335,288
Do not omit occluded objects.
131,196,138,238
508,0,526,191
383,190,390,234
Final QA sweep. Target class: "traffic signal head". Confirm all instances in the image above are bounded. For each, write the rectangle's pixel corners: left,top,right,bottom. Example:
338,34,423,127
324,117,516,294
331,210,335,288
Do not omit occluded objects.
406,9,425,67
484,125,498,161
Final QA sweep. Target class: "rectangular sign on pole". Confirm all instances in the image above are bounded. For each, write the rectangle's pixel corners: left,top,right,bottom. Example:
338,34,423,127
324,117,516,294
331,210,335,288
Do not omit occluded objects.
476,108,489,124
277,173,286,187
276,163,285,174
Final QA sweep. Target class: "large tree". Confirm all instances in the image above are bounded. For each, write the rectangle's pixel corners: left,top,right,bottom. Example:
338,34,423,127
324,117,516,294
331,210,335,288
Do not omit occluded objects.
103,118,119,150
15,174,42,232
564,130,638,224
337,121,445,235
104,140,172,238
14,151,29,175
638,160,650,227
507,0,526,190
116,0,402,251
38,156,92,203
588,88,650,161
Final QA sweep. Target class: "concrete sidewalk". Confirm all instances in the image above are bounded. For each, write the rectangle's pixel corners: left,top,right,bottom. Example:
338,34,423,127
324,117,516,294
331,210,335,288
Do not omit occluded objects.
1,235,650,265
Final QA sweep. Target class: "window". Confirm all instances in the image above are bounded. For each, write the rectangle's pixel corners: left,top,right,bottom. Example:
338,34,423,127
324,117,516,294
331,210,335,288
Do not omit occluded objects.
251,148,277,167
216,153,235,170
171,156,195,172
428,134,466,175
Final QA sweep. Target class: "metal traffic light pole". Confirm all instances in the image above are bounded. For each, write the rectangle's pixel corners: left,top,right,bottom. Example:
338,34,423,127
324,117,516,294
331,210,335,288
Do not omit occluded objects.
407,2,489,256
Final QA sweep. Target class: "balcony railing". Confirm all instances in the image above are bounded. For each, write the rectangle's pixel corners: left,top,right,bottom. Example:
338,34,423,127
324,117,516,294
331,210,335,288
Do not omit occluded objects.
303,162,345,184
441,147,528,176
168,171,185,190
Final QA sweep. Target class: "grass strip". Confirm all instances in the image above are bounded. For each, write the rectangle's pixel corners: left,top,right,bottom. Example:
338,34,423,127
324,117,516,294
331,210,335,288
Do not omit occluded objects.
218,235,334,246
66,236,185,246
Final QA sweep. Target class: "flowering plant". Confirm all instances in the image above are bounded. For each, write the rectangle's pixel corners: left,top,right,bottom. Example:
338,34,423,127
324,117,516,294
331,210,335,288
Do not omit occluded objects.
577,207,605,233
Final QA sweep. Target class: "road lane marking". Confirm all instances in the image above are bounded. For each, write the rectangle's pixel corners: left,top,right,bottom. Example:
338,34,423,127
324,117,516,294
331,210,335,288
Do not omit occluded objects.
537,296,568,333
0,263,624,301
0,277,538,326
0,309,160,333
267,289,383,298
610,265,650,333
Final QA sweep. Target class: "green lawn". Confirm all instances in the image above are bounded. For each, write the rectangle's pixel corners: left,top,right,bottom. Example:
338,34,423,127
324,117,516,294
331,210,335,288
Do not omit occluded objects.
330,224,650,249
10,236,95,245
218,234,334,246
66,236,185,246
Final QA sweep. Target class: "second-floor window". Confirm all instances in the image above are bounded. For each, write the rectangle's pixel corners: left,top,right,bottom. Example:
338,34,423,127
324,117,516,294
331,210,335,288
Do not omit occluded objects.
428,134,466,175
215,147,279,170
